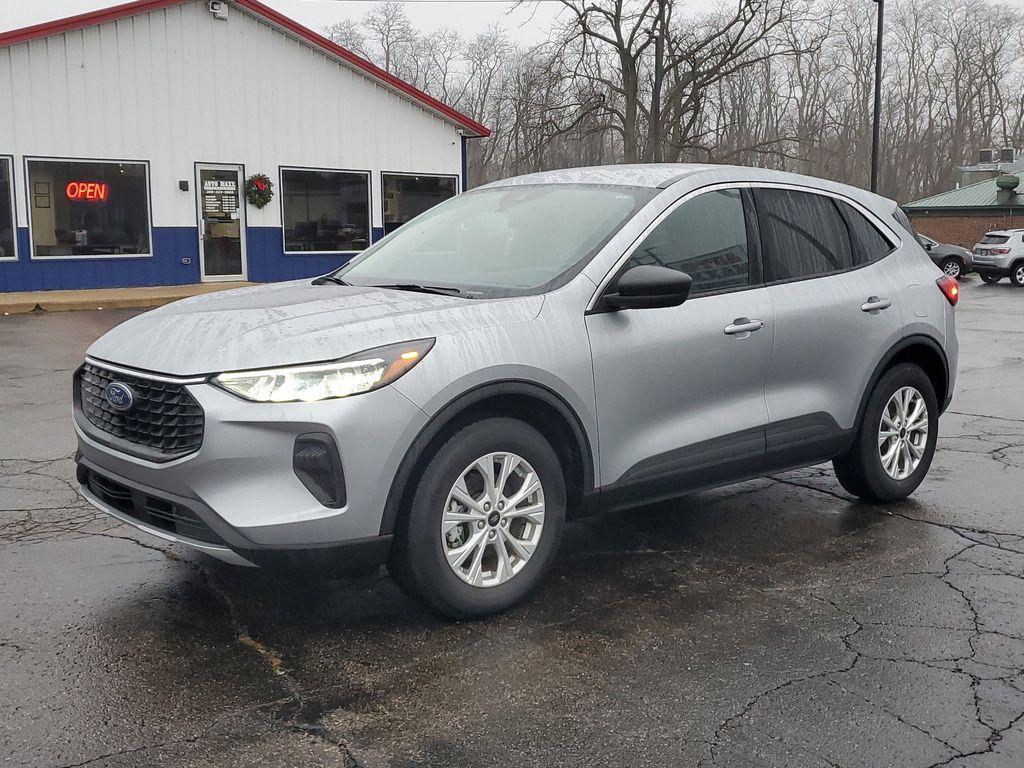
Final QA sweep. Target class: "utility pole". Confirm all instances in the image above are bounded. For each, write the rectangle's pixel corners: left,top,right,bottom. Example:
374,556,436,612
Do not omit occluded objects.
870,0,884,192
650,0,666,163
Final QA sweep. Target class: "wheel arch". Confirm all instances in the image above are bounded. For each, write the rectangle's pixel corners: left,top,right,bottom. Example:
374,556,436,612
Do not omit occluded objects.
856,335,950,431
379,380,596,536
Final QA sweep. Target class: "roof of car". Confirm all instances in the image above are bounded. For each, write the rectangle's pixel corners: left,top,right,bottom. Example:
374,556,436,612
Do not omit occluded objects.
478,164,892,208
478,164,719,189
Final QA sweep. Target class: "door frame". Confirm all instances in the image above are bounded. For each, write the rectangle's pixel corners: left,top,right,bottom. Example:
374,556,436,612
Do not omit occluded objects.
195,162,247,283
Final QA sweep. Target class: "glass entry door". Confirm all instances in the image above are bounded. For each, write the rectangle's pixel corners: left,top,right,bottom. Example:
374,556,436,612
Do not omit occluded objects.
196,165,246,281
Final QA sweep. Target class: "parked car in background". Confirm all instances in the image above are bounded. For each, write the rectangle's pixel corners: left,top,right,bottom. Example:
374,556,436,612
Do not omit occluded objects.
918,234,973,278
74,165,959,618
972,230,1024,286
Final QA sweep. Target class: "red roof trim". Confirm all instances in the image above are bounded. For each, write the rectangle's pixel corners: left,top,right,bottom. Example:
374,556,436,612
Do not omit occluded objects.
0,0,188,47
0,0,490,138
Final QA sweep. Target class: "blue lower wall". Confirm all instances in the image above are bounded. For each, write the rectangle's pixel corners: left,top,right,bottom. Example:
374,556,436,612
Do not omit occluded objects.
0,225,380,292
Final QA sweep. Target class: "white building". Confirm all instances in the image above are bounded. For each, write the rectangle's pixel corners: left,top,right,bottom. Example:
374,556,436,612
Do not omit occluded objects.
0,0,488,292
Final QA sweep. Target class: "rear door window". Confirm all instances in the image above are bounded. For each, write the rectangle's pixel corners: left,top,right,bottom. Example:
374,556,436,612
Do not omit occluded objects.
754,188,854,281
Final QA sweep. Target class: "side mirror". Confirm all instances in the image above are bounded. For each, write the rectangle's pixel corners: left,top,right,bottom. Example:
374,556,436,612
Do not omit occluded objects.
604,265,692,310
918,237,933,251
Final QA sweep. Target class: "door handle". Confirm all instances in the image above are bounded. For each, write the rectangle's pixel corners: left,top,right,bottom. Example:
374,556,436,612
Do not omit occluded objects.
861,296,892,313
724,318,764,336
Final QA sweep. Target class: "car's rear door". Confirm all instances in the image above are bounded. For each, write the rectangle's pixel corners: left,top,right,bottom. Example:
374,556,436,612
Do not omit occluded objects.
753,186,904,467
585,185,774,503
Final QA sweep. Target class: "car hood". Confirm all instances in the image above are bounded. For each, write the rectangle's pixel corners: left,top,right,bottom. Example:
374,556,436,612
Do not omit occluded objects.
87,280,544,376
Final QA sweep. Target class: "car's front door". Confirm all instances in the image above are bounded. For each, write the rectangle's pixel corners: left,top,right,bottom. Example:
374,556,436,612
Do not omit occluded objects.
585,186,773,503
752,186,905,466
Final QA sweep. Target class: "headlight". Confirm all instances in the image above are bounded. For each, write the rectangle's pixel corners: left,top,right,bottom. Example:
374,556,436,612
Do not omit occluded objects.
212,339,434,402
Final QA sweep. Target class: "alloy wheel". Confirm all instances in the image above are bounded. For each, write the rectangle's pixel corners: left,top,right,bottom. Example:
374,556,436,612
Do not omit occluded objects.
1015,265,1024,285
943,260,961,278
878,386,929,481
440,452,545,588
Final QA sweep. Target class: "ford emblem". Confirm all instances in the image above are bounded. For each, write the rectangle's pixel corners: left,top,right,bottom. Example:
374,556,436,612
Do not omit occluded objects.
103,381,135,412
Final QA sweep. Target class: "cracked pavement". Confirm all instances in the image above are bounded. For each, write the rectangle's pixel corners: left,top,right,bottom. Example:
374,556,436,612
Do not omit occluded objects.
2,278,1024,767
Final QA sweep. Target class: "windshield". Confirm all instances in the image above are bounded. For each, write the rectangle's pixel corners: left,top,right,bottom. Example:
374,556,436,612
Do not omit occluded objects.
335,184,654,298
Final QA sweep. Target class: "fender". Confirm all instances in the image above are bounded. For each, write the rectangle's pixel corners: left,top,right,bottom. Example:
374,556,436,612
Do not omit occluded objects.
379,379,596,536
854,334,951,431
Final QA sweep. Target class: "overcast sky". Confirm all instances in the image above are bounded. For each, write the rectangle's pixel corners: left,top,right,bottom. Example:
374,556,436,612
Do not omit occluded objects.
6,0,1024,46
0,0,566,44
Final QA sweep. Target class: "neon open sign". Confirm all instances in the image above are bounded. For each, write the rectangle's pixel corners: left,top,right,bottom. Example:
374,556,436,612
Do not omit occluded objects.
65,181,109,201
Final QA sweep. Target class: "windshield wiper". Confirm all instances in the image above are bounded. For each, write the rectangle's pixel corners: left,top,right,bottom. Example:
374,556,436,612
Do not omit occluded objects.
311,275,349,286
370,283,466,297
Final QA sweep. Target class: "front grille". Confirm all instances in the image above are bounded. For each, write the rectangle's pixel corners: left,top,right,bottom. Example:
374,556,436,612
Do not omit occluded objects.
84,467,225,545
78,363,204,461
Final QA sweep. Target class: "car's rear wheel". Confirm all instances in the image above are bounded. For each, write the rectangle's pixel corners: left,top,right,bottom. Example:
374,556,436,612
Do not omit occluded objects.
390,417,565,618
980,273,1001,284
1011,263,1024,287
940,257,962,279
833,363,938,502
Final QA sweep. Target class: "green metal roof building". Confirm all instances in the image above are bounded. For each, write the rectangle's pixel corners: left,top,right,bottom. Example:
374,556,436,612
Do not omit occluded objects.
903,175,1024,248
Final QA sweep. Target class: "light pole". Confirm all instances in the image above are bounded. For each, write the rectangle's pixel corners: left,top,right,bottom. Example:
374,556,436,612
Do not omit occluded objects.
870,0,884,192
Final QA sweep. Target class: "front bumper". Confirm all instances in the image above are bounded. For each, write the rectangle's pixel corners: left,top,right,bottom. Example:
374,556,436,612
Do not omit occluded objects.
74,359,429,570
77,458,392,572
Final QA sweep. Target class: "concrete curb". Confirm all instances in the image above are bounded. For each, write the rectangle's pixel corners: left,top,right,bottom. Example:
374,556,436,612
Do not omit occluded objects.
0,282,253,315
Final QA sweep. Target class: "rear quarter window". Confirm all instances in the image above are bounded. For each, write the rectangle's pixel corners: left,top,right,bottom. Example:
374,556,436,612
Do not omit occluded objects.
837,200,895,263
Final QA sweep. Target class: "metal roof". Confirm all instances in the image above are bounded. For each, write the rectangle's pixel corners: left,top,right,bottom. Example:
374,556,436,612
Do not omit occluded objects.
904,177,1024,210
0,0,490,138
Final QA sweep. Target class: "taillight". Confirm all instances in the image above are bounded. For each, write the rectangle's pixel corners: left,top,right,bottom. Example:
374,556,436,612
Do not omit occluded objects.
991,247,1011,254
937,275,959,306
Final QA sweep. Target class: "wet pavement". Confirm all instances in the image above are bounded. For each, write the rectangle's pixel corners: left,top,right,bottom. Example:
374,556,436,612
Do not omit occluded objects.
2,278,1024,767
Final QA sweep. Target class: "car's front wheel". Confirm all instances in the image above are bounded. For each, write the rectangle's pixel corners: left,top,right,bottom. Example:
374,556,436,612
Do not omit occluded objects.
833,363,938,502
940,257,962,279
390,417,565,618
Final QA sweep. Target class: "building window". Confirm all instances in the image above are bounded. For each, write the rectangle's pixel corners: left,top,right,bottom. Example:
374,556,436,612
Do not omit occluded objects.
0,157,14,260
382,174,457,235
281,168,370,253
26,159,151,258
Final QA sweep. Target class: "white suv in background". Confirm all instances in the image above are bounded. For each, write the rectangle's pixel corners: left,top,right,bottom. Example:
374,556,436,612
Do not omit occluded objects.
973,230,1024,286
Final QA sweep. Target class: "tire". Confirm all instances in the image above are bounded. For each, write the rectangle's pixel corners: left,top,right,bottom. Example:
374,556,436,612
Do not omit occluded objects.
940,257,962,279
833,363,938,503
980,273,1001,284
1011,263,1024,287
389,417,566,619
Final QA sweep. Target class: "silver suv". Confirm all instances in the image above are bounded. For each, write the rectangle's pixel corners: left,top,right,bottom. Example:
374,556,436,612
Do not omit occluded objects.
972,229,1024,286
74,165,959,617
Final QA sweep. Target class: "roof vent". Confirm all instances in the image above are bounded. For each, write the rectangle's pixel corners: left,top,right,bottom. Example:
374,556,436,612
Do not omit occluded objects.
999,147,1017,163
996,174,1020,191
979,148,995,163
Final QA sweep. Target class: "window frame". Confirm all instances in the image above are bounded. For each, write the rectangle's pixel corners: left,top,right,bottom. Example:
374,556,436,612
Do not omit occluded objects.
0,154,16,262
381,171,460,234
24,155,154,261
751,182,900,287
278,165,372,256
589,182,763,311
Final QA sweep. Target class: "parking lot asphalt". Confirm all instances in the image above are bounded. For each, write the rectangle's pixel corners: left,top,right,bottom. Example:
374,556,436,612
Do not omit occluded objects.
2,278,1024,768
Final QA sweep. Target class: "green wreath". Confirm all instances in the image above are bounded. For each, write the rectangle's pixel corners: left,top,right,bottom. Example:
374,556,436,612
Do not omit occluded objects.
244,173,274,209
